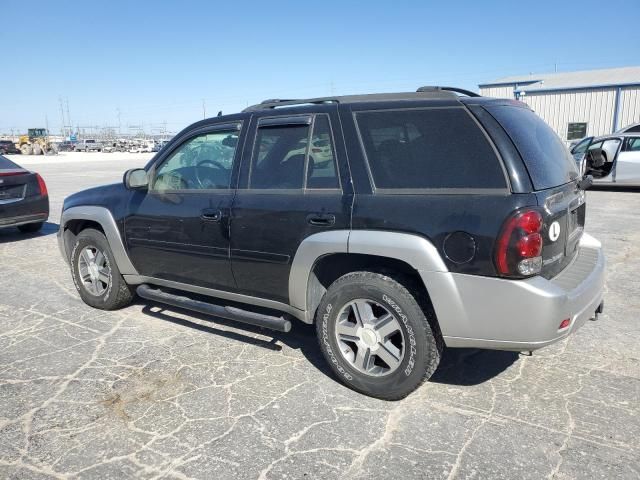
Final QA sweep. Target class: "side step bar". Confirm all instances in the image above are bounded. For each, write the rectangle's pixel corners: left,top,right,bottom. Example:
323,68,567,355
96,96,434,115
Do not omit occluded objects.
136,284,292,333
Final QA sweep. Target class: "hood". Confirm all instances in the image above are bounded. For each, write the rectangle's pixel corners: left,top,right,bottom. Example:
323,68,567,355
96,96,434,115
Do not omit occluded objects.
63,182,128,211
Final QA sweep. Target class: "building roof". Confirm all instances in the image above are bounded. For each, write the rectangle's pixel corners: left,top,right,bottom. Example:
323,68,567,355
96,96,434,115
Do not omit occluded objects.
479,66,640,92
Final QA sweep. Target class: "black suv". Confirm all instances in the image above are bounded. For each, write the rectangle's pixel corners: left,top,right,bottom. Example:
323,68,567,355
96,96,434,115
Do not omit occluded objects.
58,87,605,399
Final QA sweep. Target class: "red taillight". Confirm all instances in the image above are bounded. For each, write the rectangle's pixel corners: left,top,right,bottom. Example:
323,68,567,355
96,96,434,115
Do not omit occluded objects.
516,233,543,258
495,209,544,277
36,173,48,196
558,318,570,330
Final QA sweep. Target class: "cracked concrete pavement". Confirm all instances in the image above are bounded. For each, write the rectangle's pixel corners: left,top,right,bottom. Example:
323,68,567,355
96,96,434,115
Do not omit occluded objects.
1,152,639,479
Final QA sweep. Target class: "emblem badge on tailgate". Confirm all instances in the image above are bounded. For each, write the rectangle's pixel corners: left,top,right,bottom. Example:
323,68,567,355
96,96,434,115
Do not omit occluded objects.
549,221,561,242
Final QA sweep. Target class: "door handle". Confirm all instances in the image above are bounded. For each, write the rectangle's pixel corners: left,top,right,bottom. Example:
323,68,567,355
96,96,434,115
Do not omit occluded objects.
201,208,222,222
307,213,336,227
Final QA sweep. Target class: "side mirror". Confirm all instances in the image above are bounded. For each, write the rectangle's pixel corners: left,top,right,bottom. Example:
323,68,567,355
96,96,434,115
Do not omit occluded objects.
124,168,148,190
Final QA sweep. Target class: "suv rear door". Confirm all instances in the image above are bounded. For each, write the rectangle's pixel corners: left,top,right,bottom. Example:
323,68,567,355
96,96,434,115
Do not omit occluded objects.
230,107,351,303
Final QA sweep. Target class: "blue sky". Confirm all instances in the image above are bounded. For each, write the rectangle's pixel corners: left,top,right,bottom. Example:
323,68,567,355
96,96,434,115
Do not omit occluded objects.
2,0,639,134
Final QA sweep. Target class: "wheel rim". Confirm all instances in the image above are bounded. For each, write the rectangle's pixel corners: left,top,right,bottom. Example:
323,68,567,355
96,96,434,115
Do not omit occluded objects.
334,299,405,377
78,245,111,296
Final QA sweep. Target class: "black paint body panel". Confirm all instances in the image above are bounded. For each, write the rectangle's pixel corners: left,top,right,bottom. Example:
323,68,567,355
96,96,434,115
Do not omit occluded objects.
60,94,582,305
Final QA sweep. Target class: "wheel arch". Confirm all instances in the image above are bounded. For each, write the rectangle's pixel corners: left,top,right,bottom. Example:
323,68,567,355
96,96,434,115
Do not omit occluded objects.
59,206,138,275
289,230,448,324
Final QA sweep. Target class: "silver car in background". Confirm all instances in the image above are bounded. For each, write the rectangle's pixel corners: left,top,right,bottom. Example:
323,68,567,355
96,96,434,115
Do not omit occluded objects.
571,133,640,186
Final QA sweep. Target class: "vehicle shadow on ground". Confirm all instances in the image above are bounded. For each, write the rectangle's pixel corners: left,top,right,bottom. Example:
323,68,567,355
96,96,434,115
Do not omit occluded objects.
590,185,640,192
0,221,59,244
140,302,519,387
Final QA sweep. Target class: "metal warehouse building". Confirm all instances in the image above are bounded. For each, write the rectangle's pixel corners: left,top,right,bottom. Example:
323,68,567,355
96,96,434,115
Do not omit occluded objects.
478,66,640,142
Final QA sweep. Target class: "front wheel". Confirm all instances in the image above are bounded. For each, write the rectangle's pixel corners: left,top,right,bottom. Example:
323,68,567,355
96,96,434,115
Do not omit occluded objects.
70,228,134,310
316,271,442,400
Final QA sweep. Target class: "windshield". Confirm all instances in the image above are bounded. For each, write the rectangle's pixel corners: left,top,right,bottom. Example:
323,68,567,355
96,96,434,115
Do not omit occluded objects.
486,105,579,190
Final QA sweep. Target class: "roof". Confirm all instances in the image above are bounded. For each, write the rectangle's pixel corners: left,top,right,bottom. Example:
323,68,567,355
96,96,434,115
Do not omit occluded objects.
479,66,640,92
242,86,482,111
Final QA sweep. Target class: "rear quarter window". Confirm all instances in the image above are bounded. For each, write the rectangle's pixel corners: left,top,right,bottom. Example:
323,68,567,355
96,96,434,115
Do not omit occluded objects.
485,105,579,190
0,154,19,169
355,107,507,190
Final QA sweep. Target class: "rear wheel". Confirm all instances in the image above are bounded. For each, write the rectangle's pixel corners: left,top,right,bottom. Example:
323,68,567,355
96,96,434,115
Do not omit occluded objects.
316,271,442,400
17,222,43,233
70,228,134,310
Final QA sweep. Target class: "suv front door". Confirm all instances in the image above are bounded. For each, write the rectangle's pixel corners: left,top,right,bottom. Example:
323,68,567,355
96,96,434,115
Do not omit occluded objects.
124,122,243,291
230,108,352,304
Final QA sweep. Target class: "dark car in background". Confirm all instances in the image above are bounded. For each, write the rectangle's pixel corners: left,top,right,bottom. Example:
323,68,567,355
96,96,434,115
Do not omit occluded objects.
0,140,20,155
0,155,49,233
56,141,76,152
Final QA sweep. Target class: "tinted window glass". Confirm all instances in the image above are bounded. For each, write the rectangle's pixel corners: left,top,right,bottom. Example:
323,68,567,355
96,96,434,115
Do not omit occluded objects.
626,138,640,151
250,124,309,189
625,125,640,133
0,155,19,169
356,108,505,189
487,106,578,190
571,137,592,155
153,130,238,191
307,115,339,189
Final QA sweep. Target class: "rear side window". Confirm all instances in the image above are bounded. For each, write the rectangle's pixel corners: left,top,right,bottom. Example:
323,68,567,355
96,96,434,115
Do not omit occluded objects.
0,155,19,169
486,105,579,190
251,124,309,189
356,108,506,190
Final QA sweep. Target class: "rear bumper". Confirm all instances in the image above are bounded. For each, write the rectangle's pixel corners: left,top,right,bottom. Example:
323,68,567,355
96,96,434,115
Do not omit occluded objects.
424,233,605,351
0,195,49,228
0,212,48,228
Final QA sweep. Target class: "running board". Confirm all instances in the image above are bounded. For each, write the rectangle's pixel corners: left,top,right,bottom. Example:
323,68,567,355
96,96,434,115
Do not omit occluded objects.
136,284,292,333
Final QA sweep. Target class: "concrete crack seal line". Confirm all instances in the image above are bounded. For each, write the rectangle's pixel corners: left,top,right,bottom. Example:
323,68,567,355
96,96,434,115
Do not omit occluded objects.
447,380,497,480
546,365,597,479
343,389,425,478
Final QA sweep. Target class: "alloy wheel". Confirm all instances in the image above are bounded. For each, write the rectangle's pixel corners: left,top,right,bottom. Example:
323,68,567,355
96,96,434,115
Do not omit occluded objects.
78,245,111,296
334,299,405,376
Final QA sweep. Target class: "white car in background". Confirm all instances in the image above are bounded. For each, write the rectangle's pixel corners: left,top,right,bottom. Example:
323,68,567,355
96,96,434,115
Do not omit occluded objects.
571,133,640,186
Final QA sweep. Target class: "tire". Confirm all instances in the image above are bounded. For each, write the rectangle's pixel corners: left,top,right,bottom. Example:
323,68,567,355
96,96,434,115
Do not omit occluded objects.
70,228,134,310
18,222,44,233
315,271,442,400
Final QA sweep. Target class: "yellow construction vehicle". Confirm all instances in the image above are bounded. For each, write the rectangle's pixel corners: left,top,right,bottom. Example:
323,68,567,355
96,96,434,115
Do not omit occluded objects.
17,128,55,155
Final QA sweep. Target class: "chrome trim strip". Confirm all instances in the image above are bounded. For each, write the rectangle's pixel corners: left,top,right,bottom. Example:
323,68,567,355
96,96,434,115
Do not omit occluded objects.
59,206,139,275
123,275,307,321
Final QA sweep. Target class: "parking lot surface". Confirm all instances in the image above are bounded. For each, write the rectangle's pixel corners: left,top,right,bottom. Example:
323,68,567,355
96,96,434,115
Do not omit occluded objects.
1,153,639,479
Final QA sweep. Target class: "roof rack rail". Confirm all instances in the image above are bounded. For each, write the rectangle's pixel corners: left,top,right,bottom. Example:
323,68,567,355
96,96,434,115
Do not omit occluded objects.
243,97,339,112
416,86,480,97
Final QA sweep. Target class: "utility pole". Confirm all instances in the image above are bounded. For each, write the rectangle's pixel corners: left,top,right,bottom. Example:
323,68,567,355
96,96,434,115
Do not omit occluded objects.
116,108,121,135
202,99,206,119
59,97,66,137
65,98,72,135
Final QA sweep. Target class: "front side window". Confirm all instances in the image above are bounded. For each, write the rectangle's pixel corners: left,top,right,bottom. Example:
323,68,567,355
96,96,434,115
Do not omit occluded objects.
153,130,238,191
356,108,506,189
571,137,592,155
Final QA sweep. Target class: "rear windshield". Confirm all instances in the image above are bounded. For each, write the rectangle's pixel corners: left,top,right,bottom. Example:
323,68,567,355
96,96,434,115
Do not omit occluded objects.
356,108,506,190
0,155,19,169
486,105,578,190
